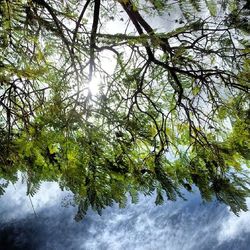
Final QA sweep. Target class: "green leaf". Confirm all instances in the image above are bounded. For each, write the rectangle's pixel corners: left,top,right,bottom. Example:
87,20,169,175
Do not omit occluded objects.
205,0,217,16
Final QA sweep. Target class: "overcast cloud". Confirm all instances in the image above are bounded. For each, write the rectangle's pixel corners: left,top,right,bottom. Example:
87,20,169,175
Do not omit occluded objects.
0,178,250,250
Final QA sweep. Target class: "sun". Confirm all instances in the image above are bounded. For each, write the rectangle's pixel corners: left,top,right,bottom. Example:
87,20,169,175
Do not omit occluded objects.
87,75,101,96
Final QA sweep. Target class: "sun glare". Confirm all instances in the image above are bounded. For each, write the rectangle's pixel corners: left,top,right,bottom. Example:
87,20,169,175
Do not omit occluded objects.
88,75,101,96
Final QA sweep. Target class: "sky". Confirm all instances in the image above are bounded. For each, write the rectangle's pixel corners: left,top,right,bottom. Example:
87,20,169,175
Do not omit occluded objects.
1,177,250,250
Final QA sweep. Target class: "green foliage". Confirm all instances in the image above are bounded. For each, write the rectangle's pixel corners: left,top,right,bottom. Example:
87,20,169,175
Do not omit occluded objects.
205,0,217,16
0,0,249,220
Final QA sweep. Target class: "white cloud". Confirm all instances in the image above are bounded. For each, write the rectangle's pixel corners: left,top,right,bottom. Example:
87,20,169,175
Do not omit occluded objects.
0,174,69,222
217,199,250,244
76,195,226,250
1,177,250,250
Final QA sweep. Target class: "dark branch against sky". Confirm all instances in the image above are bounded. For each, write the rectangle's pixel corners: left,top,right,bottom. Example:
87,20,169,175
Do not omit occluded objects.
0,0,249,220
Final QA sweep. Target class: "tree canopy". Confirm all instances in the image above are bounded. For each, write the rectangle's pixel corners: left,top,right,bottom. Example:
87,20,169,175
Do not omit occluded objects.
0,0,250,220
